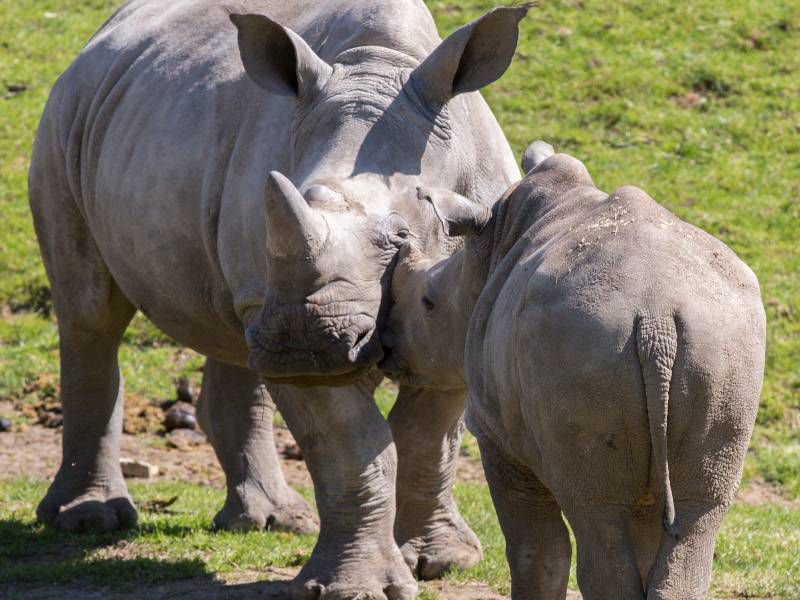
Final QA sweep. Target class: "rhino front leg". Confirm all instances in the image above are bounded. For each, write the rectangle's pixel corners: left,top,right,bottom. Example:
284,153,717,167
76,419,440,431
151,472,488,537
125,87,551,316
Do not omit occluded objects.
269,375,417,600
37,321,139,532
196,358,317,533
389,386,482,580
32,184,138,532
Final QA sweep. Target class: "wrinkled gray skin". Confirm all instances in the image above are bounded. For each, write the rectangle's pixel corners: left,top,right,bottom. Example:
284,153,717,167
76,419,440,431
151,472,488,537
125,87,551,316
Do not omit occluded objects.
28,1,525,597
384,145,766,599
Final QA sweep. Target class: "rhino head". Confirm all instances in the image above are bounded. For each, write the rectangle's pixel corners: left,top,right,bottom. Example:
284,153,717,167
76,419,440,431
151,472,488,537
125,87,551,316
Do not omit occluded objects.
229,6,528,384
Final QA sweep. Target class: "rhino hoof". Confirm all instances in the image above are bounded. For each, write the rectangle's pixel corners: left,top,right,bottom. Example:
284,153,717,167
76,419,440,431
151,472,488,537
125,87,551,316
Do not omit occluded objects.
38,495,138,533
212,493,318,534
400,521,482,580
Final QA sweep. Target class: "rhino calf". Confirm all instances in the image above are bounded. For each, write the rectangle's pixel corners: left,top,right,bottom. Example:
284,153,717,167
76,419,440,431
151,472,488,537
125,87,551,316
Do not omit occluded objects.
382,145,766,599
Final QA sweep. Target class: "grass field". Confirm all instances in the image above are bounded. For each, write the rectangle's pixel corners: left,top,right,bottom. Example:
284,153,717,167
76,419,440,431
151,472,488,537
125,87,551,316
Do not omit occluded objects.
1,0,798,597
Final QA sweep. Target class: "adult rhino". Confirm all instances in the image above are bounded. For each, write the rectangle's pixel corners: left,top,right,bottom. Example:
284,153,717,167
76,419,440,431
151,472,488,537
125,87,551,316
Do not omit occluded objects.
29,0,525,597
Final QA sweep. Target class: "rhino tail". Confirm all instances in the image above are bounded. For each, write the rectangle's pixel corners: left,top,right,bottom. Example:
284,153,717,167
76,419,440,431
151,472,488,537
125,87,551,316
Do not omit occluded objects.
636,313,680,540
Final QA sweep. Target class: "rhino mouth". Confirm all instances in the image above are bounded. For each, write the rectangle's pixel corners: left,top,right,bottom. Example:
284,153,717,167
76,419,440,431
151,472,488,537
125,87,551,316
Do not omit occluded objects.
376,345,408,382
245,313,383,383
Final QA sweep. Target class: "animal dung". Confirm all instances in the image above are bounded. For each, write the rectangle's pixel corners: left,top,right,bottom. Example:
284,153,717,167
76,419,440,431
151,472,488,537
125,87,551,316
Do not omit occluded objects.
175,377,195,404
167,428,206,450
164,402,197,432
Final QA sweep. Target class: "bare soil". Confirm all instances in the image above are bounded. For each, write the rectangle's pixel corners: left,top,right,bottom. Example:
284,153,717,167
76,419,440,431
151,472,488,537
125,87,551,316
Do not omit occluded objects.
0,402,500,599
0,403,485,490
0,402,786,600
1,572,583,600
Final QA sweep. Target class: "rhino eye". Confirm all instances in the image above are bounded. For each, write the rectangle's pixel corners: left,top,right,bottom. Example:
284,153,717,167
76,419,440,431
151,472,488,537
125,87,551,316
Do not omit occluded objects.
422,296,434,312
383,213,412,247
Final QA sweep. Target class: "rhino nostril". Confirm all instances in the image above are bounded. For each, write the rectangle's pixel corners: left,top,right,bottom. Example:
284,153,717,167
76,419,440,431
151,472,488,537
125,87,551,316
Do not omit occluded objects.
347,328,374,363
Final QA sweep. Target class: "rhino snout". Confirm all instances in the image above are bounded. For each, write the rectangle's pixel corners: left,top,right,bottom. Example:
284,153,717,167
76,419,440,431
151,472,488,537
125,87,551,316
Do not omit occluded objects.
245,311,382,381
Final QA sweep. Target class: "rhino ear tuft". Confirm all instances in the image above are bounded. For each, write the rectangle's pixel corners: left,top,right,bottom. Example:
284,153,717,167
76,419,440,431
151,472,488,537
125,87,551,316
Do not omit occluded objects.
411,5,530,106
417,187,491,237
230,13,332,97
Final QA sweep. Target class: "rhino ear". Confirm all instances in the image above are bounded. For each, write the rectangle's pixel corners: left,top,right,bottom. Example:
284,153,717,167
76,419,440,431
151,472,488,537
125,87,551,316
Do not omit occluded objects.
411,5,530,106
417,187,492,237
230,13,332,97
521,140,555,174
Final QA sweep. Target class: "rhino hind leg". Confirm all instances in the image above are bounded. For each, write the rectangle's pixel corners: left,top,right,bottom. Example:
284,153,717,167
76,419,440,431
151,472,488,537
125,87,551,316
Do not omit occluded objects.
645,501,727,600
389,386,482,580
31,174,137,532
196,358,318,534
566,506,645,600
477,431,571,600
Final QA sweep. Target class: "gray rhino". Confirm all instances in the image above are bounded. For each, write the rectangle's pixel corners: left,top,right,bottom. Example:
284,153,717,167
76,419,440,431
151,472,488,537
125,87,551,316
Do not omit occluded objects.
383,144,766,599
28,0,529,597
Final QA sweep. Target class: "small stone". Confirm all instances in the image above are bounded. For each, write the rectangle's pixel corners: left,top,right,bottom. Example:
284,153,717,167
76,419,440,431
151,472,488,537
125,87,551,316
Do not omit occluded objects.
120,458,159,479
282,443,303,461
164,401,196,431
175,377,195,404
0,418,12,432
42,413,63,428
167,428,206,450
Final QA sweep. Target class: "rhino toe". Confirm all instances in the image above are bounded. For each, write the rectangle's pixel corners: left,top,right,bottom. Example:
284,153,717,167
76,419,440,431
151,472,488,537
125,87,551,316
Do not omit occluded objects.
52,497,138,533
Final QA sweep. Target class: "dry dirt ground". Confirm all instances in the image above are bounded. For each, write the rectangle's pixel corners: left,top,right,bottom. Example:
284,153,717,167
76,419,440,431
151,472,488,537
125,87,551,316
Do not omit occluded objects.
1,403,792,599
0,402,517,600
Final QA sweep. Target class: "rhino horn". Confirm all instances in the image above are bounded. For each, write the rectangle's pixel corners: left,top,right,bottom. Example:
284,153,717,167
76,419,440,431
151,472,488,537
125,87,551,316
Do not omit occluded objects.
265,171,328,259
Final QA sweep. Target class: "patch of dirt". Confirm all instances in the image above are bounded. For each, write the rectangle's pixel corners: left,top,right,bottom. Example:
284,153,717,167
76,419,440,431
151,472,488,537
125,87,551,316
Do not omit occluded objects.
736,478,800,509
456,448,486,484
0,408,485,492
0,577,585,600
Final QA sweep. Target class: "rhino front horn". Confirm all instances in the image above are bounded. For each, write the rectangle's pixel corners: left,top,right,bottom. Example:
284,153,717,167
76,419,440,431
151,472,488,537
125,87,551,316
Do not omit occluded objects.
264,171,328,259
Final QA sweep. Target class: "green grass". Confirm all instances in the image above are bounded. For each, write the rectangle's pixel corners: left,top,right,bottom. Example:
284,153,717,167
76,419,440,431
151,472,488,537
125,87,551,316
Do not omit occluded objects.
1,0,799,597
1,479,798,598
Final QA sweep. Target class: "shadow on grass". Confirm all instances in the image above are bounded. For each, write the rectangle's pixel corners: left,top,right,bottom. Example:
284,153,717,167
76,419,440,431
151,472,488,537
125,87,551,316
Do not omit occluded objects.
0,518,300,597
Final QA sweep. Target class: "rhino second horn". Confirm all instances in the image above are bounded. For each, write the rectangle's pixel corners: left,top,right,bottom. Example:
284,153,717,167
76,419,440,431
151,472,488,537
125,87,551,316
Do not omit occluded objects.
264,171,328,259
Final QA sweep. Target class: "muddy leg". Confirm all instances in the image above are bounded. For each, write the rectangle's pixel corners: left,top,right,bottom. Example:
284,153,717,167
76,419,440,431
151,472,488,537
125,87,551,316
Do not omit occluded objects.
269,375,417,600
388,386,481,580
196,358,318,533
478,433,571,600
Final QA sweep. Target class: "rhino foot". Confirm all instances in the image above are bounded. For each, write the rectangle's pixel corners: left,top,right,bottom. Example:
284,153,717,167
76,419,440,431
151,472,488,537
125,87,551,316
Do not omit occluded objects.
212,486,318,534
399,513,482,580
289,548,417,600
37,482,138,533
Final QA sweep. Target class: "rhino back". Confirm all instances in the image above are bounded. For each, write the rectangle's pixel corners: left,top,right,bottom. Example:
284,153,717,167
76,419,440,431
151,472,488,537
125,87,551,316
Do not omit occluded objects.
465,185,765,504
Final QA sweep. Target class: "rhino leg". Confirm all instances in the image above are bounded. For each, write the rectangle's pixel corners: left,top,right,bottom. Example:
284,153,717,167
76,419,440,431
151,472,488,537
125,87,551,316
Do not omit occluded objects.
478,434,571,600
566,506,644,600
389,386,482,580
31,176,137,532
645,502,727,599
196,358,318,534
268,375,417,600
